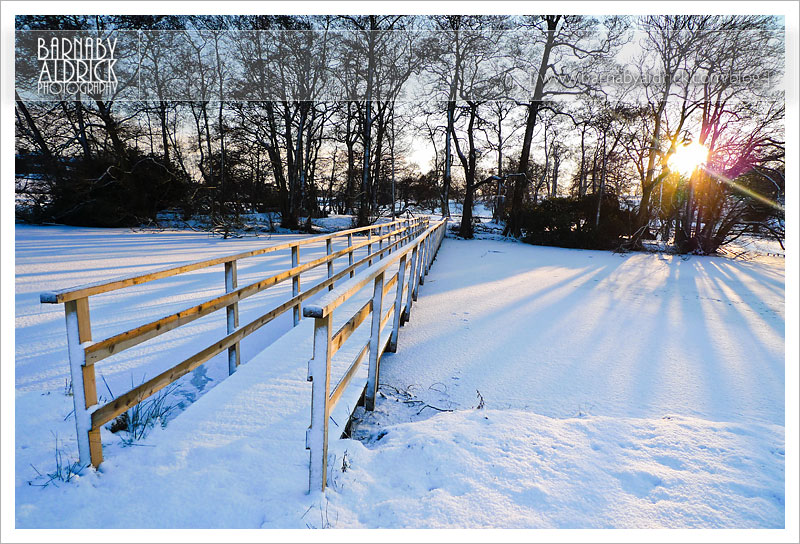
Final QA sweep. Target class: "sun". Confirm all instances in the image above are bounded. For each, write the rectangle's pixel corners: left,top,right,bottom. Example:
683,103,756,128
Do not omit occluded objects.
668,141,710,176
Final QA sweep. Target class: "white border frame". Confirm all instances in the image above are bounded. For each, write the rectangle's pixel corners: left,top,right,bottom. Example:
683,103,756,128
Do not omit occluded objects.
2,2,797,543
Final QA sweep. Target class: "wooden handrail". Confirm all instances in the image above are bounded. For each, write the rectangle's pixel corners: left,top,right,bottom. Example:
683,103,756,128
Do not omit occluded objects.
83,223,412,365
90,223,426,429
40,218,424,304
90,225,426,429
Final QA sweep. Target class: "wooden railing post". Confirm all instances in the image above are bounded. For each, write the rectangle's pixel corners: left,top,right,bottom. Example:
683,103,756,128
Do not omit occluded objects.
367,229,373,267
64,297,102,468
365,271,385,411
413,235,424,298
224,261,240,374
418,233,428,287
326,239,334,291
347,233,354,278
424,233,432,276
292,245,301,326
436,222,445,256
378,225,385,260
306,313,332,493
387,255,407,352
404,246,418,323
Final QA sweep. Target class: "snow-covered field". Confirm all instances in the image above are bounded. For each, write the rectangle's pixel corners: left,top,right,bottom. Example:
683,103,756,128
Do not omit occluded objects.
345,239,786,528
11,224,787,530
14,225,338,395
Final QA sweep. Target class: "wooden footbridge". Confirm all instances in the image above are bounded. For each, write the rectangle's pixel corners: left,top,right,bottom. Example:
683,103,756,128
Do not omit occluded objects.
41,218,447,491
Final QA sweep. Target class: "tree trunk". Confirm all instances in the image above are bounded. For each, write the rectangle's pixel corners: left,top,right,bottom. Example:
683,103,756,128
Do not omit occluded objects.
73,99,92,163
595,132,607,227
358,19,376,227
506,15,559,237
457,103,478,238
444,100,456,217
551,148,560,198
159,101,170,167
15,93,52,160
95,100,127,164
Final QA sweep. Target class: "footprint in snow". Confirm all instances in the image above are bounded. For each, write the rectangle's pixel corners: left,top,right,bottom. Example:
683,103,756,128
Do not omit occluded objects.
615,470,663,498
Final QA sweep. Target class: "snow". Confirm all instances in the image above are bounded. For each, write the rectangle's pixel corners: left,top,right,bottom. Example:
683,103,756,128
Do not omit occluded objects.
11,226,787,530
726,234,786,257
328,411,784,528
373,240,784,426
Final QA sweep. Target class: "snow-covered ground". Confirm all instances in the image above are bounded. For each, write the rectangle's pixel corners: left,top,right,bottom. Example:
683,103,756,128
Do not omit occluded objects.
726,234,786,257
343,239,786,528
12,225,786,530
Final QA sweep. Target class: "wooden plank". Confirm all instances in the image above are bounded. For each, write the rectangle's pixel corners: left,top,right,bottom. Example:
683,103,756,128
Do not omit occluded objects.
64,299,92,467
328,340,370,409
292,246,301,326
72,297,102,467
82,364,97,410
326,239,334,291
330,299,372,355
88,428,103,467
388,254,407,353
418,232,428,286
347,234,354,278
75,297,91,342
367,229,373,267
404,247,418,324
413,231,424,300
41,218,420,304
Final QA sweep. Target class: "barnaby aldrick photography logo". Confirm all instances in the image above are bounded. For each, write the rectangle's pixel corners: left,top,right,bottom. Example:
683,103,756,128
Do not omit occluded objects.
37,36,118,96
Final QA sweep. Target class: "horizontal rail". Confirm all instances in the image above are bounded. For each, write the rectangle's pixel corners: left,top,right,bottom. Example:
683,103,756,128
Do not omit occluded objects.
304,221,445,319
83,224,412,365
329,340,370,408
331,300,371,355
41,218,423,304
381,304,394,330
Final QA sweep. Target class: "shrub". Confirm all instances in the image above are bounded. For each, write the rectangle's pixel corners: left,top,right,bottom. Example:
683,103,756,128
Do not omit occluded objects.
107,382,179,445
518,193,634,250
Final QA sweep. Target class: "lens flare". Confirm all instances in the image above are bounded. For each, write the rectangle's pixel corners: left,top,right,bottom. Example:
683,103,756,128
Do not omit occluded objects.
700,166,785,212
668,142,709,176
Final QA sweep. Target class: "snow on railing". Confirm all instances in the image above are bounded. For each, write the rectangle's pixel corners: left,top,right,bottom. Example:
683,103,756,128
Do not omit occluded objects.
303,218,448,492
40,217,430,470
